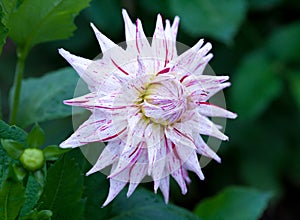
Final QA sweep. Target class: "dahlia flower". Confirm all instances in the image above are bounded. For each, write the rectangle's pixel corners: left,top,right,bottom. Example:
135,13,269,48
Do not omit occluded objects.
59,9,237,206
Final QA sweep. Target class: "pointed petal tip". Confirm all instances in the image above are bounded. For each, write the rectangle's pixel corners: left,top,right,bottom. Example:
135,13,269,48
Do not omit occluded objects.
59,141,72,149
229,112,238,119
58,48,70,57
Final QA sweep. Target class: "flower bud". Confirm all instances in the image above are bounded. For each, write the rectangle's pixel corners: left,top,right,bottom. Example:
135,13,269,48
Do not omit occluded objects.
20,148,44,171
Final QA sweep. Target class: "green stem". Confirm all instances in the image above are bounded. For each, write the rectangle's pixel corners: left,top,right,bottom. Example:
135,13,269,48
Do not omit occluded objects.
9,49,27,125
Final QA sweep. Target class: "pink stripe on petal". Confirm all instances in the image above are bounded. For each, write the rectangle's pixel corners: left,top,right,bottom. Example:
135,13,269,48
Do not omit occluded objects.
159,175,170,203
111,58,129,75
86,141,122,175
102,164,129,207
183,151,205,180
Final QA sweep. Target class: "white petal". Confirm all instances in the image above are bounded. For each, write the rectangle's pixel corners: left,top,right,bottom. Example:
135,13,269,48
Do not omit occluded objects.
58,49,101,91
194,135,221,163
171,167,187,194
102,163,129,207
182,151,205,180
86,140,123,175
60,115,127,148
165,126,196,150
159,175,170,203
198,102,237,119
127,149,148,197
90,23,118,53
152,14,167,71
122,9,135,42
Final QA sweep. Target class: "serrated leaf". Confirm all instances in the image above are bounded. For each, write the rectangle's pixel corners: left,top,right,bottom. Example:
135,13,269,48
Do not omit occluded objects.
1,139,24,159
38,154,85,220
10,67,85,127
169,0,246,44
8,0,91,51
27,124,45,148
230,51,282,120
194,186,272,220
0,120,27,184
0,0,18,54
19,174,43,217
0,168,26,220
0,120,27,143
104,188,201,220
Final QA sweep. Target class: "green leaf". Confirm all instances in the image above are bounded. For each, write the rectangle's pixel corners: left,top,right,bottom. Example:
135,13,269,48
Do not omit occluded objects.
0,120,27,143
8,0,91,51
83,172,110,220
10,67,85,127
1,139,24,159
0,168,26,220
21,209,52,220
230,51,282,120
27,124,45,148
38,154,85,220
266,22,300,63
104,188,201,220
19,174,43,217
194,186,272,220
43,145,69,161
288,71,300,109
0,120,27,184
248,0,281,10
0,0,18,54
169,0,246,44
84,0,122,35
0,14,8,55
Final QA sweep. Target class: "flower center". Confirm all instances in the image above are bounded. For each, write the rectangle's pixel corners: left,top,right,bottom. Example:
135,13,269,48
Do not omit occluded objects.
141,74,187,125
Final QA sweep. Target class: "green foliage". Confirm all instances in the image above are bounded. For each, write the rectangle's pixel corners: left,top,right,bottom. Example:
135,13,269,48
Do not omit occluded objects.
39,153,85,219
8,0,91,52
21,209,52,220
288,71,300,109
0,167,26,220
170,0,246,44
10,67,85,127
0,120,27,143
267,22,300,63
1,139,24,159
194,186,272,220
83,172,111,220
230,51,282,120
0,12,8,54
19,174,43,217
105,188,201,220
27,124,45,148
43,145,69,161
0,120,27,184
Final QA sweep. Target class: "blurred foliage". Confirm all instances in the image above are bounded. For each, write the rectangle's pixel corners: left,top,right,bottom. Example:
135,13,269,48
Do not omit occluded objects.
194,186,272,220
10,67,84,128
0,0,300,219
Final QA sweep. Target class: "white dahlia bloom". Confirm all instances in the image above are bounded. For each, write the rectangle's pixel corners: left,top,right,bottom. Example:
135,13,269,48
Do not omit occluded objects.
59,9,237,206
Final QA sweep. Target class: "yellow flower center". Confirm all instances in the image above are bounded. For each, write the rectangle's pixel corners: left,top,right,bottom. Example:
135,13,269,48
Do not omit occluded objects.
141,75,187,125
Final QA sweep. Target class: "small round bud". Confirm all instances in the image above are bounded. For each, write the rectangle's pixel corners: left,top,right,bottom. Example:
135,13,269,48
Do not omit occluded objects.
20,148,45,171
